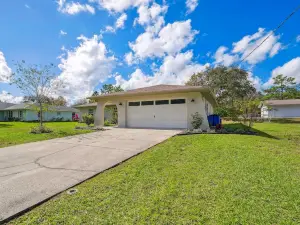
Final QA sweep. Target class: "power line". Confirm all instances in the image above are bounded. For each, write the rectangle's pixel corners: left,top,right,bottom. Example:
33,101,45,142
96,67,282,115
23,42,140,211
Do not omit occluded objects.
239,3,300,65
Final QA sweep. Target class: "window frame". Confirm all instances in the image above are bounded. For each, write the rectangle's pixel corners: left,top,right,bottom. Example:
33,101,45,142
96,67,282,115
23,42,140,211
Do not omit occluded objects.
170,99,186,104
155,100,169,105
19,110,23,118
88,108,94,115
141,101,154,106
8,111,13,118
128,102,141,107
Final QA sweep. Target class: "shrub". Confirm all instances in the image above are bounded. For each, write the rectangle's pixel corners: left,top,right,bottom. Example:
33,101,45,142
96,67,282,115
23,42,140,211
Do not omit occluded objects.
191,112,203,130
104,120,110,126
30,126,53,134
82,113,94,126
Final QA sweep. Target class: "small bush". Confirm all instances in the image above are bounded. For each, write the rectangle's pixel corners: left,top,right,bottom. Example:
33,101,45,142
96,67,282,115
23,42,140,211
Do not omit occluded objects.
104,120,110,126
82,114,94,126
191,112,203,130
30,126,53,134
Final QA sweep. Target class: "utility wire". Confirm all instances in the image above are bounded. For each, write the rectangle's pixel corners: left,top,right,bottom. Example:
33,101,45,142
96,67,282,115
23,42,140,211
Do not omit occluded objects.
239,4,300,65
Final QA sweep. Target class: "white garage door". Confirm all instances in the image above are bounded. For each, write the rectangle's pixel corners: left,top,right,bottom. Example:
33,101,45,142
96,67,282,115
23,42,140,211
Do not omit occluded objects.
127,99,187,129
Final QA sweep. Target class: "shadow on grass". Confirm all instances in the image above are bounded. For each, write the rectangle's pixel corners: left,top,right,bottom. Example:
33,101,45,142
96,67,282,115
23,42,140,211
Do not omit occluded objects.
269,118,300,124
0,124,13,128
224,123,279,140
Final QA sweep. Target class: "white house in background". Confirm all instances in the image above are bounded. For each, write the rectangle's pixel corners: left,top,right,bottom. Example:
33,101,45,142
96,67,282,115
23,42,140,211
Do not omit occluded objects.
73,103,116,122
88,84,216,130
260,99,300,119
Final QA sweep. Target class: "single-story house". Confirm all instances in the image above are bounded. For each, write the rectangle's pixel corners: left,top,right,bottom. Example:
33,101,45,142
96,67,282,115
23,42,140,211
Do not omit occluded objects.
73,103,116,122
88,84,216,129
260,99,300,119
0,103,79,121
0,102,15,121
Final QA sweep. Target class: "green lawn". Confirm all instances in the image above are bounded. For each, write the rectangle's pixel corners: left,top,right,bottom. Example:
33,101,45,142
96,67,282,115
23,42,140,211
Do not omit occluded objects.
0,122,93,148
10,122,300,224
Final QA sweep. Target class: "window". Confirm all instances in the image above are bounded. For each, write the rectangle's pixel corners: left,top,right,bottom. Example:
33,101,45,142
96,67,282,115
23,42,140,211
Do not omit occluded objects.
57,112,61,116
88,109,94,115
155,100,169,105
19,110,23,118
8,111,13,118
171,99,186,104
141,101,154,106
128,102,140,106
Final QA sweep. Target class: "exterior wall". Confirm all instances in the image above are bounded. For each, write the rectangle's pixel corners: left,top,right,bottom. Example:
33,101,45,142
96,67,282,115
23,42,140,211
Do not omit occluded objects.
24,110,38,121
262,105,300,118
99,92,214,130
261,106,269,118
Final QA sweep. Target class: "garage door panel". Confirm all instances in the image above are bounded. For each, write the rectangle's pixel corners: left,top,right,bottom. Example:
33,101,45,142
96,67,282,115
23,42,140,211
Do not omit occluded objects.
127,102,187,129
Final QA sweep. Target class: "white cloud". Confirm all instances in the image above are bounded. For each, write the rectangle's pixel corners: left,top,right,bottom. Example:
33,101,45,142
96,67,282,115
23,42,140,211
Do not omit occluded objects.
296,35,300,43
53,35,116,101
57,0,95,15
214,28,282,66
124,52,135,65
214,46,239,67
60,30,67,36
134,3,167,28
91,0,151,13
264,57,300,87
232,28,282,64
269,42,281,57
129,19,198,60
102,13,128,33
0,51,12,83
25,4,30,9
116,51,209,90
116,13,127,29
186,0,198,14
0,91,23,103
248,72,262,91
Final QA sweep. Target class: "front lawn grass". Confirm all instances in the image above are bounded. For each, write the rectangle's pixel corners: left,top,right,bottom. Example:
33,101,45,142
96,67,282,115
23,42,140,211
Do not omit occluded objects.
11,122,300,224
0,122,93,148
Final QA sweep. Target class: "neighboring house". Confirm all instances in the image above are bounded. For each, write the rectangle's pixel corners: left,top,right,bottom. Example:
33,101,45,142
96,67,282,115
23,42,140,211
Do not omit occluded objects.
88,85,216,129
260,99,300,119
0,102,16,121
0,103,79,121
73,103,117,122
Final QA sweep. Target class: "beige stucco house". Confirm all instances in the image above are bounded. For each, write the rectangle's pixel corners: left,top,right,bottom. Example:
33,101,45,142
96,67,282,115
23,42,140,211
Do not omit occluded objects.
88,85,216,130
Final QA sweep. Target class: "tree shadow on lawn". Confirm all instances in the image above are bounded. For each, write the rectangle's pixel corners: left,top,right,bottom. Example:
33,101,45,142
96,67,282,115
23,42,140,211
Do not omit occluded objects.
270,118,300,124
0,124,13,128
224,123,279,140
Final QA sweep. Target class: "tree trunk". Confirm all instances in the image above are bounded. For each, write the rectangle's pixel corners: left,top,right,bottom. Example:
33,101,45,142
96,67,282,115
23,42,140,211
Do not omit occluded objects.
39,104,43,127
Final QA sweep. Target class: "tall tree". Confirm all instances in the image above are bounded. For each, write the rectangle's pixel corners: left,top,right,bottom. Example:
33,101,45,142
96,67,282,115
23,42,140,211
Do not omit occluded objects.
186,66,256,106
100,84,124,95
11,61,62,127
264,74,299,100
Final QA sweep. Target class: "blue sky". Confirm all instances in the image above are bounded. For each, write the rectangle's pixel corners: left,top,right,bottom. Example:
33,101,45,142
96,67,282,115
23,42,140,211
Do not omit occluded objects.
0,0,300,103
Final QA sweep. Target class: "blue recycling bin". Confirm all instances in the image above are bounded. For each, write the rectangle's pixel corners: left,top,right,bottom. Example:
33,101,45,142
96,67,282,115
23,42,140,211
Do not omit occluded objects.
207,114,221,127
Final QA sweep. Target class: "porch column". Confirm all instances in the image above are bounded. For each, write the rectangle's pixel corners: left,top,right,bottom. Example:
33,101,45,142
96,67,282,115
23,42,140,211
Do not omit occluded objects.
94,101,105,127
116,101,127,128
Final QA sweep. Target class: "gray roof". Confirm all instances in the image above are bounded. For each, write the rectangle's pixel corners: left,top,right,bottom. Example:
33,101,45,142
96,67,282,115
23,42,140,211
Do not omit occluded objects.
0,102,15,110
73,103,97,108
264,99,300,106
3,103,79,112
73,102,116,108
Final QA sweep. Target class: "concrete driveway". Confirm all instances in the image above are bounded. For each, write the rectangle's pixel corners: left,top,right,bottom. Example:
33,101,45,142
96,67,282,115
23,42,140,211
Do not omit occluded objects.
0,128,181,222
